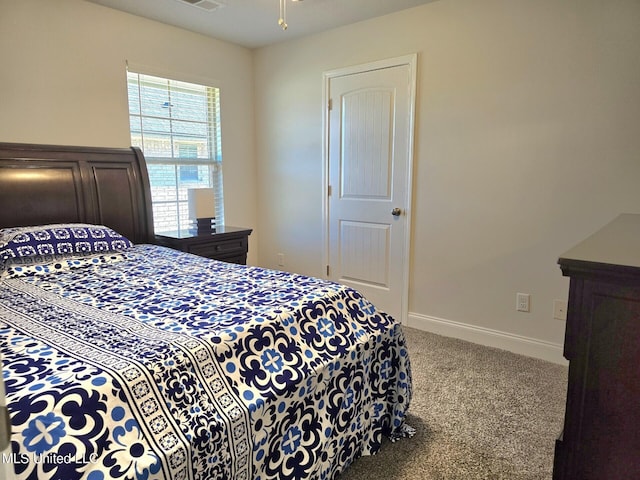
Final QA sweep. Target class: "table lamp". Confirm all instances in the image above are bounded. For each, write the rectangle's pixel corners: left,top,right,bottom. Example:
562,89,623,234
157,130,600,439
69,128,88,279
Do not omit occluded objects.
188,188,216,234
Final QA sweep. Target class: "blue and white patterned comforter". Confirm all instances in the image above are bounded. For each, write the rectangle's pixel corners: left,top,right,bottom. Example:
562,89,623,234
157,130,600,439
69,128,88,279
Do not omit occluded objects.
1,245,412,480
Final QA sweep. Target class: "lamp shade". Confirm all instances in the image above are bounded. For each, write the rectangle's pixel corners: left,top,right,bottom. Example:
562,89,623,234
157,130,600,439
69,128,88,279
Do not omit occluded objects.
187,188,216,219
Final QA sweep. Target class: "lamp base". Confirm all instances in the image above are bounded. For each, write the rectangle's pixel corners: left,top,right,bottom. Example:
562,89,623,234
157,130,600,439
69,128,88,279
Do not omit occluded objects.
194,217,216,235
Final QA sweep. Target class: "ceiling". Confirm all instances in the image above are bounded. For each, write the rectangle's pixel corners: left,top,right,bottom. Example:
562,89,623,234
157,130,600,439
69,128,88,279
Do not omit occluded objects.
86,0,437,49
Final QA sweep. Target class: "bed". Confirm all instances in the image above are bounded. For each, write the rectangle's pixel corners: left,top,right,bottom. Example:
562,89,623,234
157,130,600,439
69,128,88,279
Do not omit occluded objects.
0,142,413,480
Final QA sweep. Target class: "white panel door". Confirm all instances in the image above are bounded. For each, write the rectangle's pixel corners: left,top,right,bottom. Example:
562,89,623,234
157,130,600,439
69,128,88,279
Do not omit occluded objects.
326,57,416,323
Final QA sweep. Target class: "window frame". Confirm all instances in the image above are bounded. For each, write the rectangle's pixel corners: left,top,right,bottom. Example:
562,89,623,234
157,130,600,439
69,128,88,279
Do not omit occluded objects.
126,69,224,234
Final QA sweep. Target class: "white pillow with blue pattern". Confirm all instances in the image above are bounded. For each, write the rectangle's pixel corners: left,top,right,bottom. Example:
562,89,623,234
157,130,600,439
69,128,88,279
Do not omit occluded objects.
0,223,133,277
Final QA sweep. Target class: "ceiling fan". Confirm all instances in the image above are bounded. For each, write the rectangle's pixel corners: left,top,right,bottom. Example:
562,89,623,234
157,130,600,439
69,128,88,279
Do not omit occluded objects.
278,0,303,30
178,0,303,31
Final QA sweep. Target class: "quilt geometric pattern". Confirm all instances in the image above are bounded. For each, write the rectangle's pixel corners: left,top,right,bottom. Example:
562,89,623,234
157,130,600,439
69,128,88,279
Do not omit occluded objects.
0,245,412,480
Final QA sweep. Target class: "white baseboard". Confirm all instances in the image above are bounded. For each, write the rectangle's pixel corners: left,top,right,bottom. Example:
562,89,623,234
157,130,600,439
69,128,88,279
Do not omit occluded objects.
406,312,568,366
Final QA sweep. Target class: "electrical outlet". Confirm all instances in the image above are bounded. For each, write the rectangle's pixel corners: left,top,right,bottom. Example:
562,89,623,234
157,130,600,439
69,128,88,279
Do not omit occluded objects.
553,300,568,321
516,293,530,312
277,253,285,267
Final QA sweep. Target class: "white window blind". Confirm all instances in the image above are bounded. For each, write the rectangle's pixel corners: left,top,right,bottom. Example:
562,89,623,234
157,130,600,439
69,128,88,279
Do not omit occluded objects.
127,71,224,233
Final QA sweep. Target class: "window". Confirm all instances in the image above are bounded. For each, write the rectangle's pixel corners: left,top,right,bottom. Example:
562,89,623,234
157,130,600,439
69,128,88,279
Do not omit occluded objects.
127,71,224,233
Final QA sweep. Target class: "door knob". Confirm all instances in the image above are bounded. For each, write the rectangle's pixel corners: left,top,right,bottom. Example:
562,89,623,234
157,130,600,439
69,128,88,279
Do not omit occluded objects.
391,208,402,217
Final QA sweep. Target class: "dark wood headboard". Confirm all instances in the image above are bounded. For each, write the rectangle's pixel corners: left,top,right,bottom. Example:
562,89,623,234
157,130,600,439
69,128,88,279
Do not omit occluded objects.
0,142,154,244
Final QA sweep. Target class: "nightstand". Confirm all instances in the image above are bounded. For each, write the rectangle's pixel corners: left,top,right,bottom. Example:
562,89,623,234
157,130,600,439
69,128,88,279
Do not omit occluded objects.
154,226,253,265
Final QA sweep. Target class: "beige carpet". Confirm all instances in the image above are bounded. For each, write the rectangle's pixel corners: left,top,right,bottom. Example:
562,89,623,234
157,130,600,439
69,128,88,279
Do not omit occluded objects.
339,327,568,480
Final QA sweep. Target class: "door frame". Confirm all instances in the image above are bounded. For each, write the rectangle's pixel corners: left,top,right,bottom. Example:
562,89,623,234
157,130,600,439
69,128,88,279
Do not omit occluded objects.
322,53,418,325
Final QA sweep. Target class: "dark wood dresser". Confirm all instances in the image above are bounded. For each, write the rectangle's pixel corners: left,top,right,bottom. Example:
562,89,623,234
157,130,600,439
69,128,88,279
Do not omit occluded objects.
154,226,252,265
554,214,640,480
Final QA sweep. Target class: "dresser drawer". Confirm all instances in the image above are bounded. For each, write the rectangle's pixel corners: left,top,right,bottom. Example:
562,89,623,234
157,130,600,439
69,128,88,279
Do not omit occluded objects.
187,237,247,259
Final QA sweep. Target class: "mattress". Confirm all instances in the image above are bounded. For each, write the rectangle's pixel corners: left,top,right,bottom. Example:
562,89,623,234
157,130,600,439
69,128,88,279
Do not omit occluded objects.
1,237,412,480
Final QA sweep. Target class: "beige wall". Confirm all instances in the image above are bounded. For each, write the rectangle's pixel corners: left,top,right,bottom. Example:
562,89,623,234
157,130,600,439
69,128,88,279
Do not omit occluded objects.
2,0,640,359
253,0,640,354
0,0,258,263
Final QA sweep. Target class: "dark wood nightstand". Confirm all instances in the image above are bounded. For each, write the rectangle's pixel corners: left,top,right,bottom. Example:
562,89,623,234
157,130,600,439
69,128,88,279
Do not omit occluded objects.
154,226,252,265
